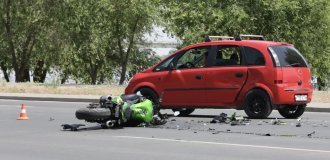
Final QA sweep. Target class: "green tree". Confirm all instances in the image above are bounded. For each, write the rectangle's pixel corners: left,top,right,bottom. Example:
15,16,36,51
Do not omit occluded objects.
0,0,62,82
129,48,161,77
161,0,330,88
60,0,114,84
107,0,158,85
60,0,158,85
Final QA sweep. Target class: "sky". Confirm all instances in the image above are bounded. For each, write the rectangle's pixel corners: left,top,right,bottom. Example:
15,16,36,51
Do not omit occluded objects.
144,26,180,57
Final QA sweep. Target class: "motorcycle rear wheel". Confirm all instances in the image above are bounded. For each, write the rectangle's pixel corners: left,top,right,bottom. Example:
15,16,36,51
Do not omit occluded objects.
75,107,111,122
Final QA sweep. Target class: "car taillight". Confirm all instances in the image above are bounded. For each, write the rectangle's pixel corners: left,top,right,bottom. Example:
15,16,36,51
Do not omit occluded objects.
274,80,283,84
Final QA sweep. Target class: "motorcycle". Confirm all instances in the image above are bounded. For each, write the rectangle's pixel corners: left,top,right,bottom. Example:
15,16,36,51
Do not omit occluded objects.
75,92,154,128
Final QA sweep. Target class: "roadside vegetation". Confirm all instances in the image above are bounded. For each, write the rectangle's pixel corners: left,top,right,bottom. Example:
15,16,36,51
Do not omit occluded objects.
0,0,329,89
0,82,125,96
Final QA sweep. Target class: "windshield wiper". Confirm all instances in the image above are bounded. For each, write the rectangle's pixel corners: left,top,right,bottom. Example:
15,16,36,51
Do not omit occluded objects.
287,62,301,67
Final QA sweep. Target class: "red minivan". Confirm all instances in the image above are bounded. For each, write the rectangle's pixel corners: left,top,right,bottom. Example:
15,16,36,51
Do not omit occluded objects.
125,35,313,118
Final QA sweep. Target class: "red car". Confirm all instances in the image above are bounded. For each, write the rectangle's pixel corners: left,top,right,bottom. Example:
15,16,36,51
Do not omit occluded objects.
125,35,313,118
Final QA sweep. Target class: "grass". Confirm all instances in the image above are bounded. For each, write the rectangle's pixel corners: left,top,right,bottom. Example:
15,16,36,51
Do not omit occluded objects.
0,82,329,103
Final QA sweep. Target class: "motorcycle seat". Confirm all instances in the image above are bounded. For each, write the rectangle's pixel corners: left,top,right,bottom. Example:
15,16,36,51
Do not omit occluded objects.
121,94,139,102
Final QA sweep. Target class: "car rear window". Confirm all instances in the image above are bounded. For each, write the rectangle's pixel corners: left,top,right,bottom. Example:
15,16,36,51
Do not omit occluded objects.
244,47,265,66
269,46,308,67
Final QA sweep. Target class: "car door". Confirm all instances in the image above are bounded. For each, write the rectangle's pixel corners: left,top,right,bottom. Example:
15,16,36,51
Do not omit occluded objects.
204,45,248,106
160,46,210,107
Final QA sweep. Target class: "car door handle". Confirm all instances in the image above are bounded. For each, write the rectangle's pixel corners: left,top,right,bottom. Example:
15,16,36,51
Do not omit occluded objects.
195,75,203,80
235,72,243,78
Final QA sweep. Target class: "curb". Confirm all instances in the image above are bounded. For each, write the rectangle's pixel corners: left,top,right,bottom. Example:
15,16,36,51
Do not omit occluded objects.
0,95,329,113
0,95,98,103
306,107,330,113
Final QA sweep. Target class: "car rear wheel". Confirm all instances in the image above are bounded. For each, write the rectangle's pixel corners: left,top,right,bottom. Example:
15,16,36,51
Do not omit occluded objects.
136,88,159,115
278,105,306,119
244,89,272,119
172,108,195,116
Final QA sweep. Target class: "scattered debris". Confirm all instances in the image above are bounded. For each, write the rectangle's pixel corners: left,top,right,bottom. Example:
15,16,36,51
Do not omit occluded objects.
171,119,176,121
194,131,197,133
296,123,301,127
271,118,286,125
230,121,239,126
173,111,180,117
49,117,55,121
296,118,302,127
210,113,228,123
229,112,237,121
61,124,85,131
307,131,316,138
212,131,220,134
263,133,271,136
210,112,250,126
208,128,215,131
150,115,167,125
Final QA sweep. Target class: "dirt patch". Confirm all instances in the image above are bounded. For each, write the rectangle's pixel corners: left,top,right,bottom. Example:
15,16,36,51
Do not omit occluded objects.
311,91,330,103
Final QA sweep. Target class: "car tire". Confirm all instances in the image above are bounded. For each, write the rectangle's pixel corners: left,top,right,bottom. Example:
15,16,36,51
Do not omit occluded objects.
75,107,111,121
172,108,195,116
244,89,272,119
278,105,306,119
136,88,159,114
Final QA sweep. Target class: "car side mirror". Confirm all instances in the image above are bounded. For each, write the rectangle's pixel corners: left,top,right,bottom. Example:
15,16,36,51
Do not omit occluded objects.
169,62,175,70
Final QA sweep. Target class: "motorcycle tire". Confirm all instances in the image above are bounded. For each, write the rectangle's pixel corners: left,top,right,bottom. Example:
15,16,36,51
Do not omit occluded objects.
75,107,111,122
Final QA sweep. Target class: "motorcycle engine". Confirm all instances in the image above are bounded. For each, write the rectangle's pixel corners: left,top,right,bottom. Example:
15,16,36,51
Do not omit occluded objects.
99,95,112,108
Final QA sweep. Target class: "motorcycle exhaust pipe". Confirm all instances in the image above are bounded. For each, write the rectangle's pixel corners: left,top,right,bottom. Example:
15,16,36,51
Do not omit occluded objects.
106,120,115,128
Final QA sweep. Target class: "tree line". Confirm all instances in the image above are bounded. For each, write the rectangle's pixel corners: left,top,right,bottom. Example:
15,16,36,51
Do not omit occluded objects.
1,0,329,88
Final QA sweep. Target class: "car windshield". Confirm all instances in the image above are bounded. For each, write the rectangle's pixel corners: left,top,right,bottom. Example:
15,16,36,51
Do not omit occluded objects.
269,46,308,67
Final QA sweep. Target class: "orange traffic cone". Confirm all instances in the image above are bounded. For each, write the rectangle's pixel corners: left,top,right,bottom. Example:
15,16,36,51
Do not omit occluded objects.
17,104,29,120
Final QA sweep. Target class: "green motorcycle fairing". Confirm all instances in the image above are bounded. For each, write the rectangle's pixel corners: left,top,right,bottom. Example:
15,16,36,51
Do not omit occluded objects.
113,96,154,123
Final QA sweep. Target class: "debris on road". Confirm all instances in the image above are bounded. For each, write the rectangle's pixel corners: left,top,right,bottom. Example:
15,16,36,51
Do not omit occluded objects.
210,113,228,123
61,124,85,131
263,133,271,136
296,118,302,127
307,131,316,138
150,114,167,125
210,112,250,126
271,118,286,125
209,112,251,127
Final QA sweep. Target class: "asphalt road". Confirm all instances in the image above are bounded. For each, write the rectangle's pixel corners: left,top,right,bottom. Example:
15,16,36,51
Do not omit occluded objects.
1,100,330,160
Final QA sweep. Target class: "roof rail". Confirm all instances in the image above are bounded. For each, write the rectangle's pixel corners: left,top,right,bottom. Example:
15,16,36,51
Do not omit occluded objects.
208,36,234,41
205,36,234,42
235,34,265,41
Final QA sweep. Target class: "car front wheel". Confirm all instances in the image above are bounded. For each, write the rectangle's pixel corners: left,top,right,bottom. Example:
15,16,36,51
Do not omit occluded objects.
136,88,159,115
172,108,195,116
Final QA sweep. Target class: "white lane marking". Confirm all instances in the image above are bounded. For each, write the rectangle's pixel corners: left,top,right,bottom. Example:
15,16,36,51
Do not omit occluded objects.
115,136,330,154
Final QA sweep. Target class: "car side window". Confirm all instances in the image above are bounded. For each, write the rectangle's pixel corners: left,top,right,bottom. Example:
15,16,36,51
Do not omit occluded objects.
175,47,209,69
211,46,242,66
154,57,174,72
244,47,265,66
